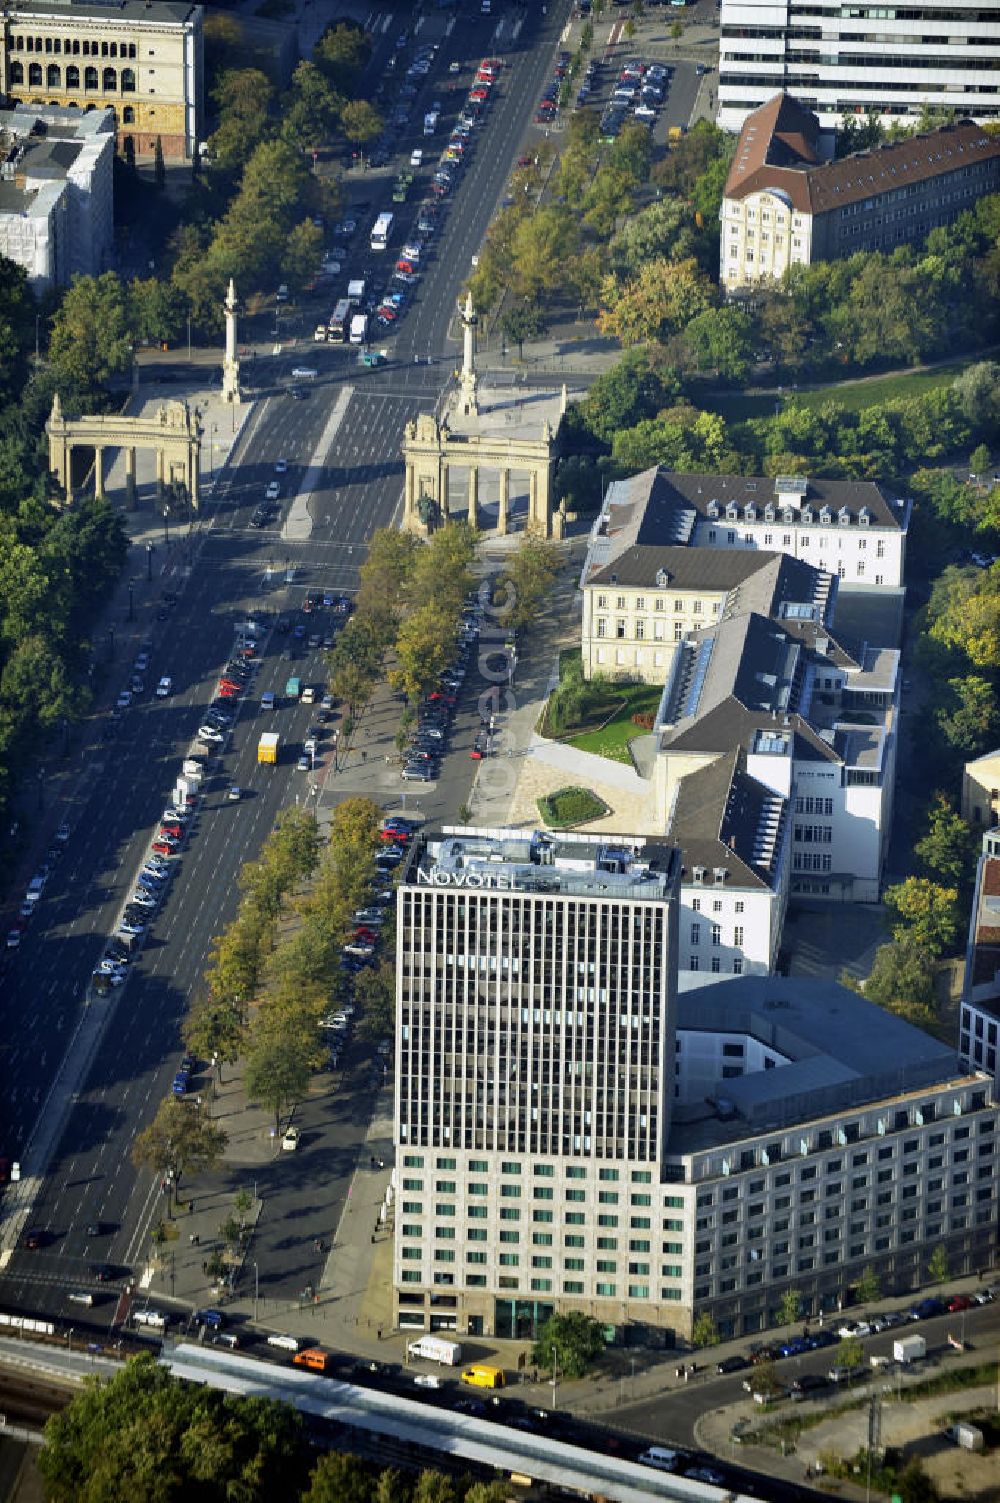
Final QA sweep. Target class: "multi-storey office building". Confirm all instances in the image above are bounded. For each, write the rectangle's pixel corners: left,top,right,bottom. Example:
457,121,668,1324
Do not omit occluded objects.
394,858,999,1343
0,0,203,160
717,0,1000,135
666,977,999,1339
720,94,1000,292
394,827,682,1340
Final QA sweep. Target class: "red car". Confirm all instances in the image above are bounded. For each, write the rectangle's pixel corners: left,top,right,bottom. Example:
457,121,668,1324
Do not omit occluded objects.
354,927,378,944
946,1294,974,1312
159,827,183,843
216,684,239,699
151,839,177,856
468,87,489,102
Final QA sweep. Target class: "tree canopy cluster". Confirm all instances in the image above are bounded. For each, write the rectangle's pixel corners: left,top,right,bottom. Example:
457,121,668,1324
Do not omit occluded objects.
39,1355,511,1503
0,262,129,834
183,796,391,1132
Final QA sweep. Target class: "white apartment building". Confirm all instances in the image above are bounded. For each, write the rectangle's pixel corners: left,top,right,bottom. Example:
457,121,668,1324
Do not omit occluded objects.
583,468,908,607
717,0,1000,135
720,96,1000,292
653,610,900,903
394,827,682,1341
671,746,791,986
581,471,836,684
0,103,113,289
665,977,999,1339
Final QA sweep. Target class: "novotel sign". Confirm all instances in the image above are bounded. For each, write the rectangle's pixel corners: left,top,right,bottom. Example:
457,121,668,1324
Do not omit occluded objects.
416,867,518,888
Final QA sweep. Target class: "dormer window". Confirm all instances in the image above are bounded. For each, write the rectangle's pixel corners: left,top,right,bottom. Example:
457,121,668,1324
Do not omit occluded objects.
655,568,668,588
838,507,850,526
764,505,776,522
819,507,832,525
782,508,795,524
707,501,720,519
802,507,814,524
726,502,739,520
744,504,756,522
858,507,870,526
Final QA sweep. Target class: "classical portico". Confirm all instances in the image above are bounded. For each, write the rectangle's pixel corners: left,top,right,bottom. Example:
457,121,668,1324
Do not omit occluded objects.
402,295,572,539
47,392,203,509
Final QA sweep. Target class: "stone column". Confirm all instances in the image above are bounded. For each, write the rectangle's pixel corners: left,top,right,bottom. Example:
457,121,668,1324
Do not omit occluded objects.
528,468,538,532
404,459,416,527
498,468,510,535
61,442,72,502
533,461,552,538
189,442,200,512
440,460,450,521
468,465,480,531
94,445,105,501
125,446,137,509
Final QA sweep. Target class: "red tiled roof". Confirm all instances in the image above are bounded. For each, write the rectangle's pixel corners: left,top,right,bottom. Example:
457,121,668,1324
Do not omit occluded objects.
724,93,1000,216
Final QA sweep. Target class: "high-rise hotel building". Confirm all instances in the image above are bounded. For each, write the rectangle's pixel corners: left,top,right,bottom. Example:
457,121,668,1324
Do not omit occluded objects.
394,828,999,1344
394,828,681,1341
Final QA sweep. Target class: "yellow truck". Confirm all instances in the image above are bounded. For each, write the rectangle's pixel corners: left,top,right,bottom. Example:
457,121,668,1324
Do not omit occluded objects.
460,1364,505,1389
258,732,280,765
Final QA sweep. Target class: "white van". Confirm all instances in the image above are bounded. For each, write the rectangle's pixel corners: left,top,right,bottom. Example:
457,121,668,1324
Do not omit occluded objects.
267,1333,303,1353
637,1448,684,1473
67,1290,94,1307
134,1308,169,1329
291,367,318,380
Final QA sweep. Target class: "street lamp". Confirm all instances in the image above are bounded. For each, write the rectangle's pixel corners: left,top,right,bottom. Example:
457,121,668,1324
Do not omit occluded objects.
253,1260,259,1323
551,1345,558,1411
146,542,153,582
163,507,170,546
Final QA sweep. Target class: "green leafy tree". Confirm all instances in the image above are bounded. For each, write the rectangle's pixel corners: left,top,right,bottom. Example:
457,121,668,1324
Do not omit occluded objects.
497,535,560,632
927,1244,949,1284
681,305,754,382
244,1030,313,1134
355,960,395,1043
501,300,546,359
127,276,185,346
280,218,325,293
598,256,715,346
208,68,274,173
914,794,979,890
183,991,246,1082
854,1266,881,1304
533,1311,606,1378
691,1312,721,1348
778,1289,803,1326
853,935,937,1023
391,602,455,703
131,1096,228,1210
936,674,1000,756
38,1354,304,1502
340,99,384,151
315,22,372,94
884,876,961,957
412,1474,457,1503
303,1453,373,1503
48,273,134,392
837,1336,865,1374
282,60,341,152
970,441,992,478
579,349,676,445
898,1458,942,1503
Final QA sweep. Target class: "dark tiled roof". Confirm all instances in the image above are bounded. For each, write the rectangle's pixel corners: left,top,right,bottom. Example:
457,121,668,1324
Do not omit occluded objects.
664,470,903,530
724,92,1000,217
671,746,787,891
663,699,838,762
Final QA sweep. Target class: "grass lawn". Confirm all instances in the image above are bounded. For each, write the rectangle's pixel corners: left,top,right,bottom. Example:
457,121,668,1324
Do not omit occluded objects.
705,359,969,425
537,786,609,828
567,682,662,764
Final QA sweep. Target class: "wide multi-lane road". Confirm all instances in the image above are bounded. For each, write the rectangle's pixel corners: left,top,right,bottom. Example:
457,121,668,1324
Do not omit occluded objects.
0,0,573,1325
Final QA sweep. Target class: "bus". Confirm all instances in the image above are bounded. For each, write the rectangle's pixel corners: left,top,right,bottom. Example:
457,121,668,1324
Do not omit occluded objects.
328,299,352,341
371,211,394,252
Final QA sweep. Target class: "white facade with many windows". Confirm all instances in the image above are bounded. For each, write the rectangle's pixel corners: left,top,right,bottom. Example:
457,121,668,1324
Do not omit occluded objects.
717,0,1000,134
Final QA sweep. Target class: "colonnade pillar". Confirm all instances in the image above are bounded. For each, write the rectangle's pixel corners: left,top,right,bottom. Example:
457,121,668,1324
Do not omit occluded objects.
498,468,510,534
125,446,137,509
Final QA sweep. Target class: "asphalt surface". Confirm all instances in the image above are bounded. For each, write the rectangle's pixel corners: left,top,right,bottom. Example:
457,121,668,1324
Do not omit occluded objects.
0,0,577,1325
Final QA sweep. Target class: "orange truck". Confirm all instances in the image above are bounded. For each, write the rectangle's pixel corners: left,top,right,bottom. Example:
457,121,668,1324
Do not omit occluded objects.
293,1347,335,1374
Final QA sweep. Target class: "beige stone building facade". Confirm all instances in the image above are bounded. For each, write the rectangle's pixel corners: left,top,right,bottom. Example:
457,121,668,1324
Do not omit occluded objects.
0,0,203,161
721,93,1000,293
